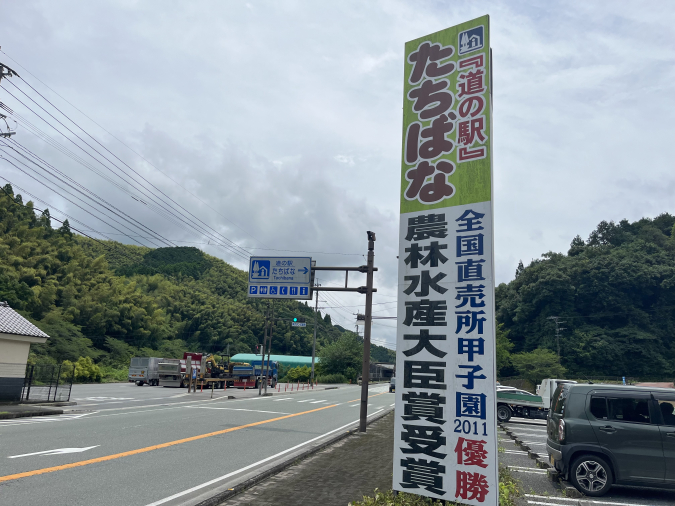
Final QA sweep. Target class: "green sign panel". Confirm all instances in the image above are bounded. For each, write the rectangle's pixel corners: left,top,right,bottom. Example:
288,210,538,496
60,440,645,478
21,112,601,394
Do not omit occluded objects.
400,15,492,214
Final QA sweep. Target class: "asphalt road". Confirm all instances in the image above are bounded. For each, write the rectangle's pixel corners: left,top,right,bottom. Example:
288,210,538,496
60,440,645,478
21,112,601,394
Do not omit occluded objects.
500,418,675,506
0,382,394,506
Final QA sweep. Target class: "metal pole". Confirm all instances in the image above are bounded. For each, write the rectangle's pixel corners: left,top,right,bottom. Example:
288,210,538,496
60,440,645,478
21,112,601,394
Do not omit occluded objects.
311,281,319,382
359,231,376,433
264,302,274,394
25,364,34,401
259,304,269,396
53,364,61,402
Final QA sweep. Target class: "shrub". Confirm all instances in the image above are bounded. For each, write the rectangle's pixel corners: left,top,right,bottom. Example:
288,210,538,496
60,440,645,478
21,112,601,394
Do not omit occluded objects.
316,373,348,384
99,364,128,383
63,356,102,383
282,365,312,382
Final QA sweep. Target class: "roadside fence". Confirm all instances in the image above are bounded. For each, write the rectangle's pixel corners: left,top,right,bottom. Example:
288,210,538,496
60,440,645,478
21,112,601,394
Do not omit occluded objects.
21,363,75,403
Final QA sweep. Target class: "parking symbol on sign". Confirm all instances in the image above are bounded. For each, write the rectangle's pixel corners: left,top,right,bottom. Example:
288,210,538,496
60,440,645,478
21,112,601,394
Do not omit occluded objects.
249,286,258,294
269,286,278,295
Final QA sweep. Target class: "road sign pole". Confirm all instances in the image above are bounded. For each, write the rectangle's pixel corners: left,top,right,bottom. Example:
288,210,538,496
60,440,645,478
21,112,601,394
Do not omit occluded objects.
359,231,376,433
259,305,269,396
264,302,274,394
311,281,319,382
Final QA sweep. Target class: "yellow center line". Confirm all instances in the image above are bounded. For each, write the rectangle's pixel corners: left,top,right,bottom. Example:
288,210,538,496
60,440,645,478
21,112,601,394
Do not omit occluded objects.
0,404,337,483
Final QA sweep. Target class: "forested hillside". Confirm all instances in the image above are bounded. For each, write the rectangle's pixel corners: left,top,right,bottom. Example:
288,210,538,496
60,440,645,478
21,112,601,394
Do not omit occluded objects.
496,214,675,378
0,185,394,375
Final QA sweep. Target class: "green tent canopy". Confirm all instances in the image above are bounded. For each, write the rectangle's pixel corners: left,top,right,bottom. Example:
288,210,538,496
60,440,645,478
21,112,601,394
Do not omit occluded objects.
230,354,318,368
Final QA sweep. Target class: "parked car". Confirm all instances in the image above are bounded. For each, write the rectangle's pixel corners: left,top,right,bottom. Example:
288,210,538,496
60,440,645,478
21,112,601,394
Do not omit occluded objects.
547,383,675,496
389,376,395,393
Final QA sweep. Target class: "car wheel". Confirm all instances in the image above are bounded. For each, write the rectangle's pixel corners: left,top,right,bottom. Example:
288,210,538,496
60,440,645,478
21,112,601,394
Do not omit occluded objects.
570,455,613,496
497,404,512,422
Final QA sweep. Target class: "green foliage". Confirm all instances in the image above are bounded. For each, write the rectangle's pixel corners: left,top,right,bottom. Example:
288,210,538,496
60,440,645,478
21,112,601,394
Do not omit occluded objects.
498,465,522,506
63,356,102,383
317,333,363,381
350,489,448,505
511,348,567,385
0,190,362,369
282,365,312,382
315,373,348,384
99,364,129,383
497,214,675,377
496,323,514,376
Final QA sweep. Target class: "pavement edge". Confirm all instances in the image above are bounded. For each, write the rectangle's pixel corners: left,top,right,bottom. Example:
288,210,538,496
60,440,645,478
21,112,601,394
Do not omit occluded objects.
196,408,394,506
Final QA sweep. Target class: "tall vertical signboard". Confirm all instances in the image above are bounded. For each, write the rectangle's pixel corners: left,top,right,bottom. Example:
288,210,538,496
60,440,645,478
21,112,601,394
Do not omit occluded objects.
393,15,497,504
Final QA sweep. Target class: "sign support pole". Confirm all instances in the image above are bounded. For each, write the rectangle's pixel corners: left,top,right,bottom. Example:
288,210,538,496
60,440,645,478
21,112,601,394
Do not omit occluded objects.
259,305,269,396
359,231,376,433
264,301,274,395
311,281,319,382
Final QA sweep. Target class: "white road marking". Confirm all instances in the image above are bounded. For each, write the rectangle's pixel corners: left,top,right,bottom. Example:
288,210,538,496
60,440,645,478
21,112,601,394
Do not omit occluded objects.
350,403,371,407
272,398,293,401
309,400,327,404
502,450,528,455
0,413,94,427
390,403,395,407
185,407,289,415
296,399,316,403
521,442,546,446
525,495,651,506
8,445,100,458
144,408,389,506
527,501,568,506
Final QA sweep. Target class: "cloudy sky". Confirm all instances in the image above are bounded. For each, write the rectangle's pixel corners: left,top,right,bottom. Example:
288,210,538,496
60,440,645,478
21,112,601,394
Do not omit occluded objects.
1,1,673,348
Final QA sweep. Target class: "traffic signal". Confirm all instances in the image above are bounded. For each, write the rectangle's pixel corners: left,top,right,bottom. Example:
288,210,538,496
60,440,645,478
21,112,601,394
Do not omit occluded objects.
293,317,305,323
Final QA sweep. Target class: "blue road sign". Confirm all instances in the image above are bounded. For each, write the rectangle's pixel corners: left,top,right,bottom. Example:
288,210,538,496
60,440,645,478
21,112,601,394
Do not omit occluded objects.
248,257,312,300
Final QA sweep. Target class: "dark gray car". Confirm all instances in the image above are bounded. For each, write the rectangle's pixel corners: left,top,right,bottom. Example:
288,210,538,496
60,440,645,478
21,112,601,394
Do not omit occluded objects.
547,383,675,496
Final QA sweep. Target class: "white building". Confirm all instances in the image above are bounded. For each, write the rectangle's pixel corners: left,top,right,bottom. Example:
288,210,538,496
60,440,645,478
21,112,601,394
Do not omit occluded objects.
0,302,49,402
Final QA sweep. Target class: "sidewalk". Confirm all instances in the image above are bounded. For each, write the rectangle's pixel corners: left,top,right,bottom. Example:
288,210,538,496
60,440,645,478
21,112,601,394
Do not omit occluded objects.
219,411,395,506
0,403,64,419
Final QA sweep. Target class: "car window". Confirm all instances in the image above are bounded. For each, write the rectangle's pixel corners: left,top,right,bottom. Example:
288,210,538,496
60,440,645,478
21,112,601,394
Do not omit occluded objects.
551,385,568,415
607,396,652,424
590,396,608,420
657,400,675,426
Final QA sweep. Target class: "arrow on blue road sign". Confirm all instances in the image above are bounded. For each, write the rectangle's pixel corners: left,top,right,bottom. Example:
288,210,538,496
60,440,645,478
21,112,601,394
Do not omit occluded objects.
298,267,309,274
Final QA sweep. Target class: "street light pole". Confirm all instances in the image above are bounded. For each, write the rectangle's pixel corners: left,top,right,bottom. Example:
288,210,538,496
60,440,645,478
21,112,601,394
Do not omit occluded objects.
311,281,319,382
359,231,376,433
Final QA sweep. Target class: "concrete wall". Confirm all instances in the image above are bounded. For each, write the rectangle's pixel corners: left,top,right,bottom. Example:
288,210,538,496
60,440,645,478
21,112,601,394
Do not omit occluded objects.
0,338,31,370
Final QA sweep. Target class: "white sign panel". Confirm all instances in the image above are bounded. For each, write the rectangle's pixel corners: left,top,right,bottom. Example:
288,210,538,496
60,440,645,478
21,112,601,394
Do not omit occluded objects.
248,256,312,300
393,15,497,505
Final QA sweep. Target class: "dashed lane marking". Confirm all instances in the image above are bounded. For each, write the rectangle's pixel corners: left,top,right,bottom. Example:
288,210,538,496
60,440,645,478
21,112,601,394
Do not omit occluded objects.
309,400,327,404
184,407,290,415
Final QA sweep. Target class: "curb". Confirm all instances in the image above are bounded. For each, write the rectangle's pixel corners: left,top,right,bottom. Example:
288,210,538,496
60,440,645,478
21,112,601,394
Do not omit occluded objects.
0,408,64,419
196,409,394,506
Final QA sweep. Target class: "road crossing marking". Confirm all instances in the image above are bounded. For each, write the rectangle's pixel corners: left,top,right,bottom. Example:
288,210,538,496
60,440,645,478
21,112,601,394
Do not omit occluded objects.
0,404,339,483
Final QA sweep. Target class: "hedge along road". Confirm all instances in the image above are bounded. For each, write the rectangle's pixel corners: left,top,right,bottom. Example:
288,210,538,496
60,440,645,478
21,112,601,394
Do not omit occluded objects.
0,384,393,506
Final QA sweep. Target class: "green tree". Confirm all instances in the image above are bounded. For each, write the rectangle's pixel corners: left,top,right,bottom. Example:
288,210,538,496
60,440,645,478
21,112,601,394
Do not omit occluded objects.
317,333,363,381
496,323,514,376
511,348,566,385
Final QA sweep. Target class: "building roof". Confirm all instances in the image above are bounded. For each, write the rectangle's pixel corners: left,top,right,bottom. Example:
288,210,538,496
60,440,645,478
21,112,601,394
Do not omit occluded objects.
0,302,49,338
231,353,318,368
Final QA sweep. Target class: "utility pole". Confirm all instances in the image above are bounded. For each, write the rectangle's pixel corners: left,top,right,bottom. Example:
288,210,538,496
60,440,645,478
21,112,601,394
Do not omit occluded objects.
311,280,320,382
264,301,274,394
547,316,567,359
359,231,376,433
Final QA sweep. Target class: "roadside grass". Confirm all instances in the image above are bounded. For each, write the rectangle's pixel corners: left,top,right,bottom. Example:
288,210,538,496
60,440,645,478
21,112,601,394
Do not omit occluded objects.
99,365,128,383
350,465,521,506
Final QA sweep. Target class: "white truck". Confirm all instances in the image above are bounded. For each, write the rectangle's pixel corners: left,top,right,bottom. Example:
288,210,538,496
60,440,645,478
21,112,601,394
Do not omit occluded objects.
496,378,576,422
128,357,164,386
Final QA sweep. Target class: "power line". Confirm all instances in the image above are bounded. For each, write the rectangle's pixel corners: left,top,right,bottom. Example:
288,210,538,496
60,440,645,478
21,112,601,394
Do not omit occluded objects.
1,48,266,250
0,83,251,261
